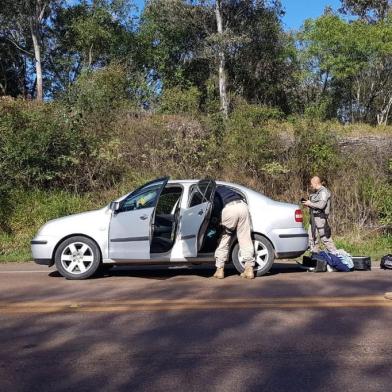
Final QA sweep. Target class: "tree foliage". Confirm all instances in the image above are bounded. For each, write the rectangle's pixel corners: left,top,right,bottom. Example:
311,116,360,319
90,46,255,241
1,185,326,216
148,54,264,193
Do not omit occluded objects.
0,0,392,124
339,0,391,22
299,12,392,124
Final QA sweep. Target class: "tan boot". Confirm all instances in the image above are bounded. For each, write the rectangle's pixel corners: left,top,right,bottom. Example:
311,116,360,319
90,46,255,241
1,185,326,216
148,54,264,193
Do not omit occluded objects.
240,266,255,279
213,267,224,279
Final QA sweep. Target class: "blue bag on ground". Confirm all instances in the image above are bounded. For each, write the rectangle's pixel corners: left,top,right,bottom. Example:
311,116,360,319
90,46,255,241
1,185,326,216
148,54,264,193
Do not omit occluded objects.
312,251,351,272
336,249,354,269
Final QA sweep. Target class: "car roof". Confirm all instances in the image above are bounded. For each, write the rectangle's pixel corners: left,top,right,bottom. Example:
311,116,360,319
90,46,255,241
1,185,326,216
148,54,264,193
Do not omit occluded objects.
168,179,258,194
168,179,238,185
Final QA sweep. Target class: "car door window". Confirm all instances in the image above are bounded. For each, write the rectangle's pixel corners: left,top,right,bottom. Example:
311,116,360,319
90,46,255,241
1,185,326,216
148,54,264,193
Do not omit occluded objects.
119,187,160,212
188,180,216,207
188,187,204,207
198,180,215,201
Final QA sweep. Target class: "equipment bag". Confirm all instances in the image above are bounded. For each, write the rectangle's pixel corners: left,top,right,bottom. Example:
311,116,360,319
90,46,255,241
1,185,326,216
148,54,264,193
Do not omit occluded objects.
312,251,351,272
380,254,392,270
300,256,327,272
352,256,371,271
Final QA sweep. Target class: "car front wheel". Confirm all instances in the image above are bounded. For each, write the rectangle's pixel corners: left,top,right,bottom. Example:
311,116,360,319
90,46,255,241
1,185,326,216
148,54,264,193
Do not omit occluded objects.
231,234,274,277
54,236,101,280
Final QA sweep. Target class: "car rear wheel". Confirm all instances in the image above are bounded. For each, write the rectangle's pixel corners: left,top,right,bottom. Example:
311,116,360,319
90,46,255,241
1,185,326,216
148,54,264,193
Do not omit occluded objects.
54,236,101,280
231,234,274,277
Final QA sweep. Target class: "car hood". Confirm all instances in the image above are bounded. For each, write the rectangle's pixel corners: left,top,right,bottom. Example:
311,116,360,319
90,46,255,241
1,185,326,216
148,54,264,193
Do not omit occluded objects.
37,207,109,236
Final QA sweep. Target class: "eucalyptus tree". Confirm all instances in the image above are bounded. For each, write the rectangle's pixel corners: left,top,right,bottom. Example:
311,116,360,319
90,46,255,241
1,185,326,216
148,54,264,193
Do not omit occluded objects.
0,0,64,100
140,0,291,116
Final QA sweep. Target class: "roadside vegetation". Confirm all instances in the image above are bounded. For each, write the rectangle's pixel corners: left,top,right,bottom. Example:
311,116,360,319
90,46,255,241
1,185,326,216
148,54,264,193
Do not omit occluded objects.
0,0,391,261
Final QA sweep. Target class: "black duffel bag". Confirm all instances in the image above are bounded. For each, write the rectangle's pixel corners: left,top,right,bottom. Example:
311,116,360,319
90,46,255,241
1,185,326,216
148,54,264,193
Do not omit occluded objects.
302,255,327,272
352,256,371,271
380,254,392,270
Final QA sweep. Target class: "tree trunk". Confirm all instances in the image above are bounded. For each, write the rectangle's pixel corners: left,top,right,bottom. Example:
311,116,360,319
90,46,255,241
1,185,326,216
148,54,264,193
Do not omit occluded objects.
215,0,228,118
377,96,392,125
88,44,94,68
30,19,43,101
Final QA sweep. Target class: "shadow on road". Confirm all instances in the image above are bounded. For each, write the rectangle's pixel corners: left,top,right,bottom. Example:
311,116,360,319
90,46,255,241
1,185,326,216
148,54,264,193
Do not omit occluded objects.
47,262,306,280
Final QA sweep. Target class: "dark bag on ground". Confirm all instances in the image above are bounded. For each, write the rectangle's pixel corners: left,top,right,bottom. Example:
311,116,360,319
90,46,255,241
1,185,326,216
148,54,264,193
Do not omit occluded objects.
352,256,371,271
302,255,327,272
380,254,392,270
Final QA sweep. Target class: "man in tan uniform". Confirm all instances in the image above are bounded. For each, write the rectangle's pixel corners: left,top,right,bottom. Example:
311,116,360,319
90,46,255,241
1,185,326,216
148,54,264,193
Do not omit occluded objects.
213,186,255,279
302,176,337,254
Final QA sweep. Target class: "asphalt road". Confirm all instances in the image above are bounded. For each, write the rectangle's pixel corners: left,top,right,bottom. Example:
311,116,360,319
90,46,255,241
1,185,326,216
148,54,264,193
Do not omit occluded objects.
1,261,392,392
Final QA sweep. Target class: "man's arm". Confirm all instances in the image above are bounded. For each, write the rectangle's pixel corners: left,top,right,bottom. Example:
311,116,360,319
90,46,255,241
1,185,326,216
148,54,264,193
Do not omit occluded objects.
306,190,328,210
308,199,327,210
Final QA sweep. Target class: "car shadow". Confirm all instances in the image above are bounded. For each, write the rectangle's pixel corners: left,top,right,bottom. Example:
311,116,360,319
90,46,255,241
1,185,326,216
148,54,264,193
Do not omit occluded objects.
48,265,240,280
48,262,306,280
266,261,308,276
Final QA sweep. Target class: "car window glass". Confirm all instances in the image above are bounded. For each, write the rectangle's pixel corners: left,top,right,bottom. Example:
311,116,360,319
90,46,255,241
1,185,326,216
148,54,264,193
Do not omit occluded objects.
120,187,160,212
199,181,215,201
156,188,182,214
189,186,204,207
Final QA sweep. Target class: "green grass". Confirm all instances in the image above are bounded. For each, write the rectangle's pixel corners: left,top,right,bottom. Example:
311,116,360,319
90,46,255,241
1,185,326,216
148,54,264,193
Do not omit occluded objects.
335,234,392,261
0,251,31,263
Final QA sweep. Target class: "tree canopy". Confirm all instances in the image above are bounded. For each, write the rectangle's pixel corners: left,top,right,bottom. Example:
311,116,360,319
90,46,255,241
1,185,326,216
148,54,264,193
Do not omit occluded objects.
1,0,392,124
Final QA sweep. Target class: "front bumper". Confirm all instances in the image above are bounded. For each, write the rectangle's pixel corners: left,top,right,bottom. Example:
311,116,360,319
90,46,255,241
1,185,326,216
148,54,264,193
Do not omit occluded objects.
31,236,57,266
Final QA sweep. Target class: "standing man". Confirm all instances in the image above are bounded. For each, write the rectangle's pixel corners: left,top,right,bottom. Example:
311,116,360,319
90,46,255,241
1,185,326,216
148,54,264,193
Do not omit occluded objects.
302,176,337,254
213,185,255,279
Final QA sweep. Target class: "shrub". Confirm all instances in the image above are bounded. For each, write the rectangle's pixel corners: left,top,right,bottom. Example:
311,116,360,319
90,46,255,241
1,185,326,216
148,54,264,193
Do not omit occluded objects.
0,99,126,192
65,64,133,115
114,114,217,178
158,86,201,116
290,119,340,186
222,103,285,176
0,99,86,188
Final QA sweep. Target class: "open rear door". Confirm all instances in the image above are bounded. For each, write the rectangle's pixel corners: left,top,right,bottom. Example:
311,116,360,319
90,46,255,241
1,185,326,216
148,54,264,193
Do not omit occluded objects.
108,177,169,261
180,179,216,258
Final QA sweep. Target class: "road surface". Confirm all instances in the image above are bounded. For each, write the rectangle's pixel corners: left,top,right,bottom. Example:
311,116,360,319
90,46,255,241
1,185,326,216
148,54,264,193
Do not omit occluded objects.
1,262,392,392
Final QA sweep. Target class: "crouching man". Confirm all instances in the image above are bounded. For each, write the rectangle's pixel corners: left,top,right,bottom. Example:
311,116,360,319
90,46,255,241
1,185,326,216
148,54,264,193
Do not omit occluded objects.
213,186,255,279
302,176,337,254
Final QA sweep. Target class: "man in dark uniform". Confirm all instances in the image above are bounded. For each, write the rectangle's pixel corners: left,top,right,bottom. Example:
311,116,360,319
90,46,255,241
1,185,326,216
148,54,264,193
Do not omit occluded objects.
213,185,255,279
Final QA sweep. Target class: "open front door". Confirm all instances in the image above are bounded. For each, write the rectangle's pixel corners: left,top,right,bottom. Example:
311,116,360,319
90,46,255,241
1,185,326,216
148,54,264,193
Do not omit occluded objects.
108,177,169,261
180,179,216,258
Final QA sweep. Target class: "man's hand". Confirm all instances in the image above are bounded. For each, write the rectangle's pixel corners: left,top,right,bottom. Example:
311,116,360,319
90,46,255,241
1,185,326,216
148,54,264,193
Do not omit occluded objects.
302,200,312,207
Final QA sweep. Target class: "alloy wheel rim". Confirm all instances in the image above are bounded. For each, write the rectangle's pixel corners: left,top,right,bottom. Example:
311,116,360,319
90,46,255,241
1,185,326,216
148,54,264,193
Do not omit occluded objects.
60,242,94,275
238,240,269,271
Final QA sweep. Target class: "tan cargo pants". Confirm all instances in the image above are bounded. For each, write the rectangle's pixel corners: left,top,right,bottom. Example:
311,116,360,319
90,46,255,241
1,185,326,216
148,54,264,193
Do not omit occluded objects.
215,201,255,268
308,216,337,254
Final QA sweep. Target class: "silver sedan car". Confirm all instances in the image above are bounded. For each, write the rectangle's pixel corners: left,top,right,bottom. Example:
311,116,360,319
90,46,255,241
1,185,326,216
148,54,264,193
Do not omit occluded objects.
31,177,308,279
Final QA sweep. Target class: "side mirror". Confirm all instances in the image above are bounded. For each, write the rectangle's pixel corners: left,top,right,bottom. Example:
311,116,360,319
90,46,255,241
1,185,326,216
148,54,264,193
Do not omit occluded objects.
109,201,120,212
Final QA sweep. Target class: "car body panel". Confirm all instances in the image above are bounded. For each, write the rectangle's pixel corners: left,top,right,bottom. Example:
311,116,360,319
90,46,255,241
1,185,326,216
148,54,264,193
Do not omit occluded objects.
31,208,111,265
179,179,216,257
108,177,169,260
108,206,154,260
180,201,211,257
31,179,308,266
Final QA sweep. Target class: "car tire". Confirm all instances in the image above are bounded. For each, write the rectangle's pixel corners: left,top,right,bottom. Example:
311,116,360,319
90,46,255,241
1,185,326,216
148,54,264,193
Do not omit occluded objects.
54,236,101,280
231,234,274,277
